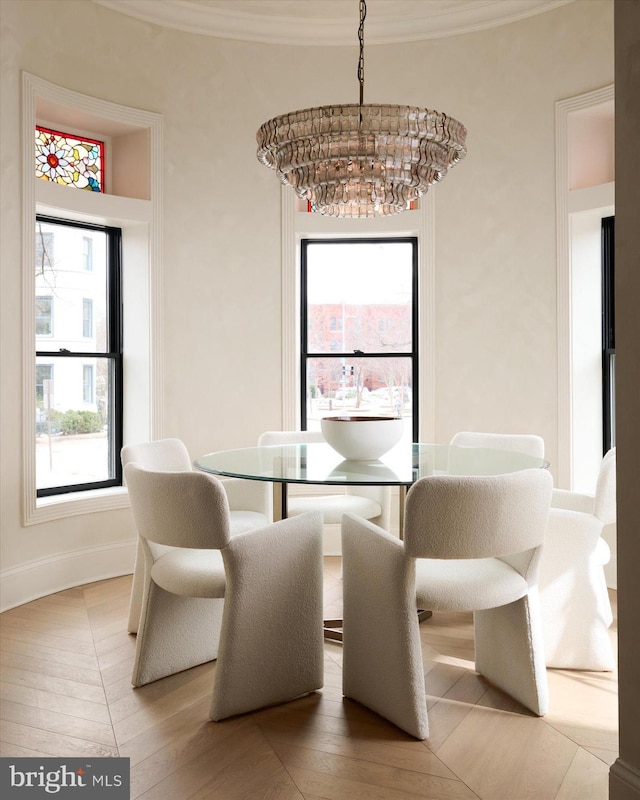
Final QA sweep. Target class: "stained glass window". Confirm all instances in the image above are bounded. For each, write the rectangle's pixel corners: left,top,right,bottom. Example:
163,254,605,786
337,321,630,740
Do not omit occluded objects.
35,126,104,192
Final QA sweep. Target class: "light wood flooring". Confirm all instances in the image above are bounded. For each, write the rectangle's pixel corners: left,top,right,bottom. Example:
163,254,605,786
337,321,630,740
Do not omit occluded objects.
0,559,618,800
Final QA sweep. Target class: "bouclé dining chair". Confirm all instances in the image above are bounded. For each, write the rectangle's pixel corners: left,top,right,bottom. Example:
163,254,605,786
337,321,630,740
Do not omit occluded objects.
122,438,270,634
538,448,616,670
124,462,324,720
258,430,392,530
341,468,553,740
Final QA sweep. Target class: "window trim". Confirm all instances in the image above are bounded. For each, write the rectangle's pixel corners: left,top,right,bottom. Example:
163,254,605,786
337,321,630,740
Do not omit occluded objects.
300,237,419,440
281,184,435,440
555,84,614,488
22,71,164,525
35,214,123,497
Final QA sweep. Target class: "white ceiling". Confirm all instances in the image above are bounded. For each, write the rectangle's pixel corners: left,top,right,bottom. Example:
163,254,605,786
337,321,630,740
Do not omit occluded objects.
93,0,575,45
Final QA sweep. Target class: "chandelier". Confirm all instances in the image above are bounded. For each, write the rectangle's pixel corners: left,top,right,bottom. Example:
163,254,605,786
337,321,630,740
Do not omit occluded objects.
256,0,467,218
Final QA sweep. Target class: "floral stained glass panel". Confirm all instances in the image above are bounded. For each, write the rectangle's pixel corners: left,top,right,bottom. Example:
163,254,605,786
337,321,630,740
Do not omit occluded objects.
35,126,104,192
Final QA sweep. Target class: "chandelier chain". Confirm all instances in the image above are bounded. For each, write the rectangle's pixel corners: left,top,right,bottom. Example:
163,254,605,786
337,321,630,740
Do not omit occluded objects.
358,0,366,108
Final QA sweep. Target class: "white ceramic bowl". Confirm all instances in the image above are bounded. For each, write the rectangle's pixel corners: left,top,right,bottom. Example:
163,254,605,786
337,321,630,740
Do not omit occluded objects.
321,415,404,461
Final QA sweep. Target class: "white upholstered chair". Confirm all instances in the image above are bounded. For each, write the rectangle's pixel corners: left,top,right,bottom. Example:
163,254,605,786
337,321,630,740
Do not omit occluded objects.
450,430,545,459
122,438,270,633
539,448,616,670
341,468,553,739
124,462,324,720
258,430,392,530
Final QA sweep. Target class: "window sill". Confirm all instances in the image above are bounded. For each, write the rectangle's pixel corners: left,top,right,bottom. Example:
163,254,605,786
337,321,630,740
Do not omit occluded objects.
26,486,130,526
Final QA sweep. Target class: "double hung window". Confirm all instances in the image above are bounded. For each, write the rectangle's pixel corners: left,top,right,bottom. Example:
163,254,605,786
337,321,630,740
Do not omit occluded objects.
35,215,122,496
301,238,418,441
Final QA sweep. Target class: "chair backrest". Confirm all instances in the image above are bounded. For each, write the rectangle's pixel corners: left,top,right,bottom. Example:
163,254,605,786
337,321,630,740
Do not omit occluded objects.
450,431,545,459
124,463,231,549
594,447,616,524
404,468,553,560
122,438,192,471
258,430,325,446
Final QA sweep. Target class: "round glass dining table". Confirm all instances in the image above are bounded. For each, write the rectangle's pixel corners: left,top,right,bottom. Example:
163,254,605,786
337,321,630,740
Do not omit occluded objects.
196,442,549,640
195,442,549,536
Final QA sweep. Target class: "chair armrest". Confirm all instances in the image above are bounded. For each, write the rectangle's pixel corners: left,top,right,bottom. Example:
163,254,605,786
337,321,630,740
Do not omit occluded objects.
219,476,272,518
341,513,427,740
211,512,323,721
551,488,594,514
341,515,413,621
546,508,604,557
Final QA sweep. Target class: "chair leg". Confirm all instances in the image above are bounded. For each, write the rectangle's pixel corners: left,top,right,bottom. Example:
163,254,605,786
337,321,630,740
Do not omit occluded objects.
210,513,324,721
539,515,615,670
341,514,428,740
541,563,615,671
474,590,548,716
132,582,224,687
127,538,145,634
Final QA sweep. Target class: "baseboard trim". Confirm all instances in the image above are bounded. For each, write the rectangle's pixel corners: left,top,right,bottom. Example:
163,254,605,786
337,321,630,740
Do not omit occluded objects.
0,539,136,612
611,759,640,800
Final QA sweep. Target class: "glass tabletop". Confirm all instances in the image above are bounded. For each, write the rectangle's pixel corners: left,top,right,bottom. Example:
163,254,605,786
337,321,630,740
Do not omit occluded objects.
195,443,549,486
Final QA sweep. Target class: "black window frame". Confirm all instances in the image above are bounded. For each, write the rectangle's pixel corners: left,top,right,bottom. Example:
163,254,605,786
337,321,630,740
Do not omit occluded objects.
602,215,615,454
36,214,123,497
300,237,419,440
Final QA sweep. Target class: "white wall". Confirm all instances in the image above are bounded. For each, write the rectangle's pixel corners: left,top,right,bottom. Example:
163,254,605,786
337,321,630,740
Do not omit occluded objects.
0,0,614,606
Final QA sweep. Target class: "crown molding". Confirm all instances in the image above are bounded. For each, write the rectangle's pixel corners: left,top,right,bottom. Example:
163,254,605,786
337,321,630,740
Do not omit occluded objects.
93,1,575,45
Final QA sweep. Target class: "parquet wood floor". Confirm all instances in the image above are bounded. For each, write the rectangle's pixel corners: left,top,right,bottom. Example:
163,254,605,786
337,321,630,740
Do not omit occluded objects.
0,559,618,799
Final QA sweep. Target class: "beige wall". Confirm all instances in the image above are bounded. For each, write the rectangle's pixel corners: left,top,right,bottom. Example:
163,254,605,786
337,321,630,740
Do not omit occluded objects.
0,2,614,593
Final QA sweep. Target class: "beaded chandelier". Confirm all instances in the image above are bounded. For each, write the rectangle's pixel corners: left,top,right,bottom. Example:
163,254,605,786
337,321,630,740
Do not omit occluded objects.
256,0,467,218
